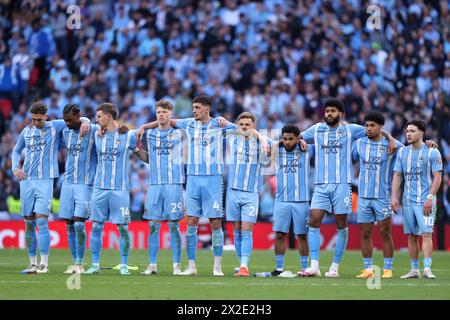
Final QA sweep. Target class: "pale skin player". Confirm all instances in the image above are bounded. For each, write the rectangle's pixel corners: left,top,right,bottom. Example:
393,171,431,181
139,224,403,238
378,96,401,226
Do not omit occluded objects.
137,98,268,276
133,103,184,275
232,116,258,252
83,104,146,275
391,122,442,279
228,113,271,276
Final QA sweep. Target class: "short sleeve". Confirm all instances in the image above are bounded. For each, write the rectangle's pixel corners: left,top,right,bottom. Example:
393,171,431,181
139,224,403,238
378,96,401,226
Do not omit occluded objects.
393,148,404,173
222,122,238,135
128,130,138,151
12,129,26,170
349,124,366,140
430,149,443,173
352,139,360,161
51,119,67,133
175,118,195,129
301,124,318,144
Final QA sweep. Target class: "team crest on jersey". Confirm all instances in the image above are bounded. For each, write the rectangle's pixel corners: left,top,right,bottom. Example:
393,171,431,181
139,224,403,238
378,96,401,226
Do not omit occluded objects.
168,131,182,141
337,129,342,136
379,147,386,154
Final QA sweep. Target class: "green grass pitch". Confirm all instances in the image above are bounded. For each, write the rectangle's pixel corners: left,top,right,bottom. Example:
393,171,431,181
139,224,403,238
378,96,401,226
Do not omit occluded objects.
1,249,449,300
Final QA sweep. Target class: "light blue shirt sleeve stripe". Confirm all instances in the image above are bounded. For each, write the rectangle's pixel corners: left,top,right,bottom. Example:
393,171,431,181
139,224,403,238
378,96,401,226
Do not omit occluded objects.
12,128,26,171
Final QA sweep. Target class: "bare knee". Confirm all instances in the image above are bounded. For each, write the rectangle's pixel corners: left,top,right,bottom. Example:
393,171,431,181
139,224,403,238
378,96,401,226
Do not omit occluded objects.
361,229,372,241
209,218,222,230
187,216,199,227
335,215,348,229
422,233,433,241
275,232,286,242
380,228,392,241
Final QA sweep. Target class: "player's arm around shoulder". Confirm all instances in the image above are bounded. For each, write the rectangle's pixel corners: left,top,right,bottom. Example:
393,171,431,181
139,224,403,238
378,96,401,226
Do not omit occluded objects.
79,117,91,136
269,141,281,168
130,129,149,163
299,123,319,144
379,129,398,154
137,120,159,141
134,147,149,163
425,139,438,149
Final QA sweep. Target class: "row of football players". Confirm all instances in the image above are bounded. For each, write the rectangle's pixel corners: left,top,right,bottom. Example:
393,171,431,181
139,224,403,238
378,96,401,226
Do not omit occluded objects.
12,96,442,278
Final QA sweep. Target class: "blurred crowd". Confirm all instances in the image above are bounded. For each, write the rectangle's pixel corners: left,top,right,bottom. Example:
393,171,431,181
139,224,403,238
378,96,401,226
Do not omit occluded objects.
0,0,449,221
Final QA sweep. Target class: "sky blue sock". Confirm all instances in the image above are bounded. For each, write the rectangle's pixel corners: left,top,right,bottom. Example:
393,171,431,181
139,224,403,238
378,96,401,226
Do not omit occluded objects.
276,255,284,270
300,256,308,270
118,224,130,265
233,230,242,264
67,224,76,262
332,227,348,264
148,222,160,264
74,221,86,265
168,222,181,264
423,257,432,269
241,230,253,266
36,218,50,256
186,225,198,261
384,257,393,270
308,227,320,261
90,222,104,264
25,220,37,259
411,258,420,270
363,257,373,270
212,228,224,257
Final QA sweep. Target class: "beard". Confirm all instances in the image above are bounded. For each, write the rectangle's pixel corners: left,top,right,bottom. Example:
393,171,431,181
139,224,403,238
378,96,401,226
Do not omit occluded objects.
284,145,295,152
325,116,340,126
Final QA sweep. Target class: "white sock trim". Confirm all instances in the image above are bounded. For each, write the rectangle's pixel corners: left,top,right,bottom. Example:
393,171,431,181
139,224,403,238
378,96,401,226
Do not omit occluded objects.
40,254,49,266
30,256,37,265
214,256,222,268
